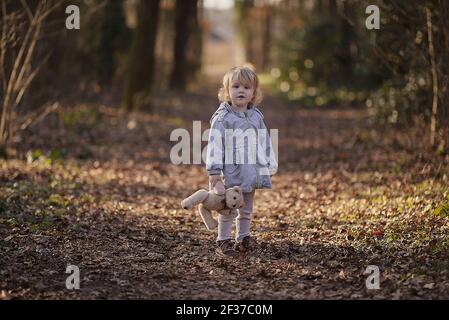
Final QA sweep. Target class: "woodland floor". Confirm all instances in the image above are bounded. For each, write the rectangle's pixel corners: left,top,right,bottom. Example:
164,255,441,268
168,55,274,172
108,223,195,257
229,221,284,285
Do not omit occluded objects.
1,91,449,299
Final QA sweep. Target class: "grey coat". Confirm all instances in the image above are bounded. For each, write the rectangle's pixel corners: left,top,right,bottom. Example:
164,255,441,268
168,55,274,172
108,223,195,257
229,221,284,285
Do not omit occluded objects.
206,102,278,193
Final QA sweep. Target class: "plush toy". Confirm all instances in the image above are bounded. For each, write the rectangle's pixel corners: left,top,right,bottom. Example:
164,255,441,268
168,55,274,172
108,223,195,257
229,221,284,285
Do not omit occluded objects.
181,182,245,230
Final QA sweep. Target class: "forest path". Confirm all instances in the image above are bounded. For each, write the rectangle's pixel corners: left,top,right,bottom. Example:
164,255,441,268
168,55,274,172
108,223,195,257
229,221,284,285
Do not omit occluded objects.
1,92,448,299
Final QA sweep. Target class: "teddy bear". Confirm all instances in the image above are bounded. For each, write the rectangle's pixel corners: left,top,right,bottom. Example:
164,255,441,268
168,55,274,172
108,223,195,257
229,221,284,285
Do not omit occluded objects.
181,181,245,230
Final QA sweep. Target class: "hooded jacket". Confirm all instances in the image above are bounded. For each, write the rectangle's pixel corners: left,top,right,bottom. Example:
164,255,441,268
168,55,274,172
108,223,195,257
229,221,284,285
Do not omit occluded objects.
206,102,278,193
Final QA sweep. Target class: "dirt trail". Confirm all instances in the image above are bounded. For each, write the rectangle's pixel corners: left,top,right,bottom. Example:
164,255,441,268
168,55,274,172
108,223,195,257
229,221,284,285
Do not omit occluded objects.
1,93,448,299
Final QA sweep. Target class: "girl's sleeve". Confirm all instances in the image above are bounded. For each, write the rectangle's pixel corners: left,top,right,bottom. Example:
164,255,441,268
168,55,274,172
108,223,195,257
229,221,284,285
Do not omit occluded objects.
206,116,226,176
260,118,278,175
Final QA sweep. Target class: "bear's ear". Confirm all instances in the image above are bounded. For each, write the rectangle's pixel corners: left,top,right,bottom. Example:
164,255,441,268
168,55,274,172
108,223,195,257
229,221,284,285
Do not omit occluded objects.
233,186,242,193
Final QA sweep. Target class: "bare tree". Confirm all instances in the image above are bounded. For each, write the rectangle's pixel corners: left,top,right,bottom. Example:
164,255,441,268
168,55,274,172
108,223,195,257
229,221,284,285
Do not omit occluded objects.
0,0,58,157
435,0,449,153
426,7,438,148
169,0,198,91
121,0,161,111
186,0,203,82
235,0,255,66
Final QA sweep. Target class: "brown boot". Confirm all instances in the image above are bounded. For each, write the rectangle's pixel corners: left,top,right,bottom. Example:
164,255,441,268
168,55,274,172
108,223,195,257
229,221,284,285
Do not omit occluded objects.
215,239,238,257
235,236,257,252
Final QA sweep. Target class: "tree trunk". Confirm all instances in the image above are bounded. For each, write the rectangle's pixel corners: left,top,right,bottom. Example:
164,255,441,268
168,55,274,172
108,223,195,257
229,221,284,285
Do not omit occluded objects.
338,1,357,84
328,0,338,25
235,0,255,65
187,0,203,81
169,0,198,91
97,0,130,85
437,0,449,153
244,0,255,66
121,0,161,111
427,8,438,148
261,4,271,72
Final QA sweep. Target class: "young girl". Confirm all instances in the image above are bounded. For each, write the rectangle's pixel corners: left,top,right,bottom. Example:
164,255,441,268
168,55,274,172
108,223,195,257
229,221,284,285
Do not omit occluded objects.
206,66,277,257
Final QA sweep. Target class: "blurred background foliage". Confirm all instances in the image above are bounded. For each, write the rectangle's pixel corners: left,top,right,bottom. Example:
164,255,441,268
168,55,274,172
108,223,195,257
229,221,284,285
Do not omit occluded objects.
1,0,448,156
265,0,448,155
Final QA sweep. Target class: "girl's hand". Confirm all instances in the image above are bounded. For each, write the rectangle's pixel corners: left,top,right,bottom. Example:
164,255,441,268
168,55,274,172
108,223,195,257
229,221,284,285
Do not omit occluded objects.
209,175,225,195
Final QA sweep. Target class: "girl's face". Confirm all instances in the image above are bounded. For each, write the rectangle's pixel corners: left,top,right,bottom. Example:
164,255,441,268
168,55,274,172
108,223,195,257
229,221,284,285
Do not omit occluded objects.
229,81,254,108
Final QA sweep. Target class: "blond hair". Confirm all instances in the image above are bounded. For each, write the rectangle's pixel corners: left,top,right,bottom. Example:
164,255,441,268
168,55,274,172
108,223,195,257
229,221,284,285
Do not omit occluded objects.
218,66,263,106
